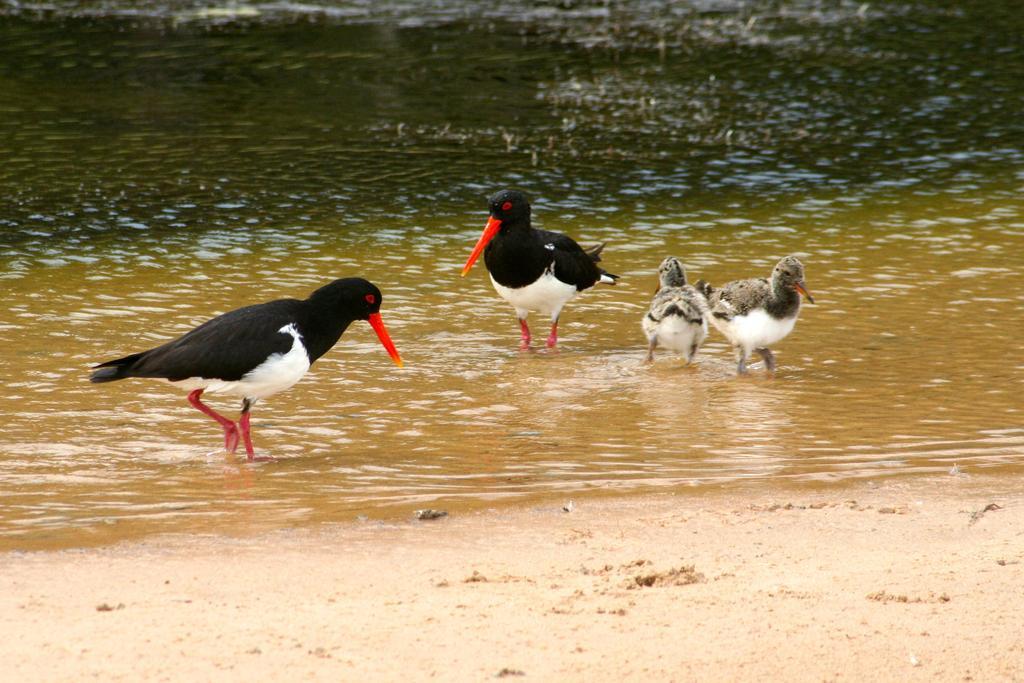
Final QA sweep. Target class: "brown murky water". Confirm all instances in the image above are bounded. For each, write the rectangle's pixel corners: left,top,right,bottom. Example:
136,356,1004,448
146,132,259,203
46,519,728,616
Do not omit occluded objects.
3,194,1022,549
1,1,1023,549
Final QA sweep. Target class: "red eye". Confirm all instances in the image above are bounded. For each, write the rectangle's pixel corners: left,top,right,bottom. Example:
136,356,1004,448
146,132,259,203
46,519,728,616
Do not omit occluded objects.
502,201,512,211
364,294,376,304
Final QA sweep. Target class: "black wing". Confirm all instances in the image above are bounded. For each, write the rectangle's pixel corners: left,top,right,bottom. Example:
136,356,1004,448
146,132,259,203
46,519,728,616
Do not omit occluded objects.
538,230,618,291
91,300,303,383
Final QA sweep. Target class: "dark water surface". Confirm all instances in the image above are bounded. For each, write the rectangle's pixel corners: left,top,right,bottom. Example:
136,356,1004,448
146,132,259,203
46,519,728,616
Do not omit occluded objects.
1,1,1022,549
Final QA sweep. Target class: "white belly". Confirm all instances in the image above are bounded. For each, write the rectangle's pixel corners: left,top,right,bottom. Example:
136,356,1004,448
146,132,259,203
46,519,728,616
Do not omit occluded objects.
170,324,311,400
710,309,797,352
491,271,579,320
647,316,708,359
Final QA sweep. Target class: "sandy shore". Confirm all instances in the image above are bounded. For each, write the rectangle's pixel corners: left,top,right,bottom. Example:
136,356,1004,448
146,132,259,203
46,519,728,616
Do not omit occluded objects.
2,477,1023,681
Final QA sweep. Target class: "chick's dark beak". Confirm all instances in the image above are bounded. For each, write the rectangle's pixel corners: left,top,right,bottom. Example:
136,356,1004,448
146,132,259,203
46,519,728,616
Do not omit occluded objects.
794,281,815,304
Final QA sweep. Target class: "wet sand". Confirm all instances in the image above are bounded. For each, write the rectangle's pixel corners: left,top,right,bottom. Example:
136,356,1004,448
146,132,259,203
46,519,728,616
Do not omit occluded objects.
2,477,1023,681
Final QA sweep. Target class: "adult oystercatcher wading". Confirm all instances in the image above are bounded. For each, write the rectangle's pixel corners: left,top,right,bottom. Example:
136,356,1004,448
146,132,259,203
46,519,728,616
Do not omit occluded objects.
90,278,402,460
642,257,709,364
698,256,814,374
461,190,619,349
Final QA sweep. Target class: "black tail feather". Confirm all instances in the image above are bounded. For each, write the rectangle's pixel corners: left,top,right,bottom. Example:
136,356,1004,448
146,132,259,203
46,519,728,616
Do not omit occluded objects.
583,242,606,262
89,352,146,383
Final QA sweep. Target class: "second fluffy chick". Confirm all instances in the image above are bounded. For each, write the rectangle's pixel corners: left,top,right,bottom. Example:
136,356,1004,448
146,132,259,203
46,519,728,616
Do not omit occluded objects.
642,257,709,363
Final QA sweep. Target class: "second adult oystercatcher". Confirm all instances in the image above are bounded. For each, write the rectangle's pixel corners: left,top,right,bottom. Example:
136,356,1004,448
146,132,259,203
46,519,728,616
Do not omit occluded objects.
698,256,814,374
90,277,402,460
461,189,618,349
642,257,709,363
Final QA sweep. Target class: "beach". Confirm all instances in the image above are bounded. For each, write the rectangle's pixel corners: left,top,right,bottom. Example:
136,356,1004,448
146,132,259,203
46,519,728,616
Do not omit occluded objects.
3,3,1024,680
3,476,1022,681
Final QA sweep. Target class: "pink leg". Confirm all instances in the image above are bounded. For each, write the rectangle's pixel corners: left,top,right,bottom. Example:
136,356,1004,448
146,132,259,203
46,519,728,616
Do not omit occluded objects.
238,411,256,461
546,319,559,349
187,389,239,453
518,318,531,351
238,399,274,462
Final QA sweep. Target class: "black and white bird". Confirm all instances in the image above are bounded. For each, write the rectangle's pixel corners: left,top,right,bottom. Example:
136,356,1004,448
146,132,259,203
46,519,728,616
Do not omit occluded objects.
642,257,709,364
461,189,618,349
698,256,814,374
89,278,402,460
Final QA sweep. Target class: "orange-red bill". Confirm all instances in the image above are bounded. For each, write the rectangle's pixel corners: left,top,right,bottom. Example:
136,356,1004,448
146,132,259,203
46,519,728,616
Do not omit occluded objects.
367,312,403,367
794,281,815,304
460,216,502,277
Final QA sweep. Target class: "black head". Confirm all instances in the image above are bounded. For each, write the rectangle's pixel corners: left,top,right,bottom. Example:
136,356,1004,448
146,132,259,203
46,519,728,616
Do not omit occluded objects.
488,189,531,226
308,278,383,321
462,190,533,276
771,256,814,303
306,277,402,366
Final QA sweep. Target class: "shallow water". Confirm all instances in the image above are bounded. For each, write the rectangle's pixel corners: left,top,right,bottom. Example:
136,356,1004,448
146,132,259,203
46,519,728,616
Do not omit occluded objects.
1,1,1022,550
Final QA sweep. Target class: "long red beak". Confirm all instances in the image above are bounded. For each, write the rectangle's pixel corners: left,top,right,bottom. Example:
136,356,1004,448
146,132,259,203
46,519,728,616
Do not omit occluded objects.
794,281,815,304
461,216,502,277
367,312,403,367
